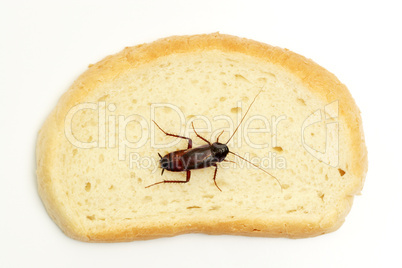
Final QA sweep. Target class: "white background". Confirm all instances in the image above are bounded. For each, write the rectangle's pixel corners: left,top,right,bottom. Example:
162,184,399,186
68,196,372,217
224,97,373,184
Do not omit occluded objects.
1,0,401,267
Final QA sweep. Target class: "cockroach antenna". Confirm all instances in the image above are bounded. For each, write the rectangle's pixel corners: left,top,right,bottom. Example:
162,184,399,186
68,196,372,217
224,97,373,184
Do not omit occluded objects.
225,88,263,145
228,151,283,191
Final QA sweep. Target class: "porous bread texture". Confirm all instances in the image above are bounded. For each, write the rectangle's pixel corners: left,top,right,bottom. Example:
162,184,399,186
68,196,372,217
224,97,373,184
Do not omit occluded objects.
36,33,367,241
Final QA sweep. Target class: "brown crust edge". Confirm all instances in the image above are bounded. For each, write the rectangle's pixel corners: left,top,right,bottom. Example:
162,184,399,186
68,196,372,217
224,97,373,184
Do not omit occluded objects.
36,33,367,241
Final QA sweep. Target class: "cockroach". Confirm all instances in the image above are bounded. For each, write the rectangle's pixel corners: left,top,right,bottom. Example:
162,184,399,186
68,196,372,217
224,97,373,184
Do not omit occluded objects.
146,89,282,191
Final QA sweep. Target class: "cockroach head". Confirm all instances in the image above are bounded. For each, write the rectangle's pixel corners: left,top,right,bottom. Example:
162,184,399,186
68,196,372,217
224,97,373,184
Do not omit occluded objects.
159,156,170,170
211,142,229,161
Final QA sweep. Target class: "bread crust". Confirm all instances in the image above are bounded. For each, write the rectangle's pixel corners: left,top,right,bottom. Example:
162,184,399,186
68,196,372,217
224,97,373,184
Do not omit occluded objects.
36,33,367,241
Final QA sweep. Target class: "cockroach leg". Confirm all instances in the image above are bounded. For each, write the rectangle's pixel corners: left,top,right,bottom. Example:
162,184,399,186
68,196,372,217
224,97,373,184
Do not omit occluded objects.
223,159,236,164
153,120,192,149
212,165,222,192
216,130,224,142
191,122,211,145
145,170,191,188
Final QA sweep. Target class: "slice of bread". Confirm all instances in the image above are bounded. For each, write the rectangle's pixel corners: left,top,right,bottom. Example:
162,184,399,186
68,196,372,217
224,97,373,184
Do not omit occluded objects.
36,33,367,241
